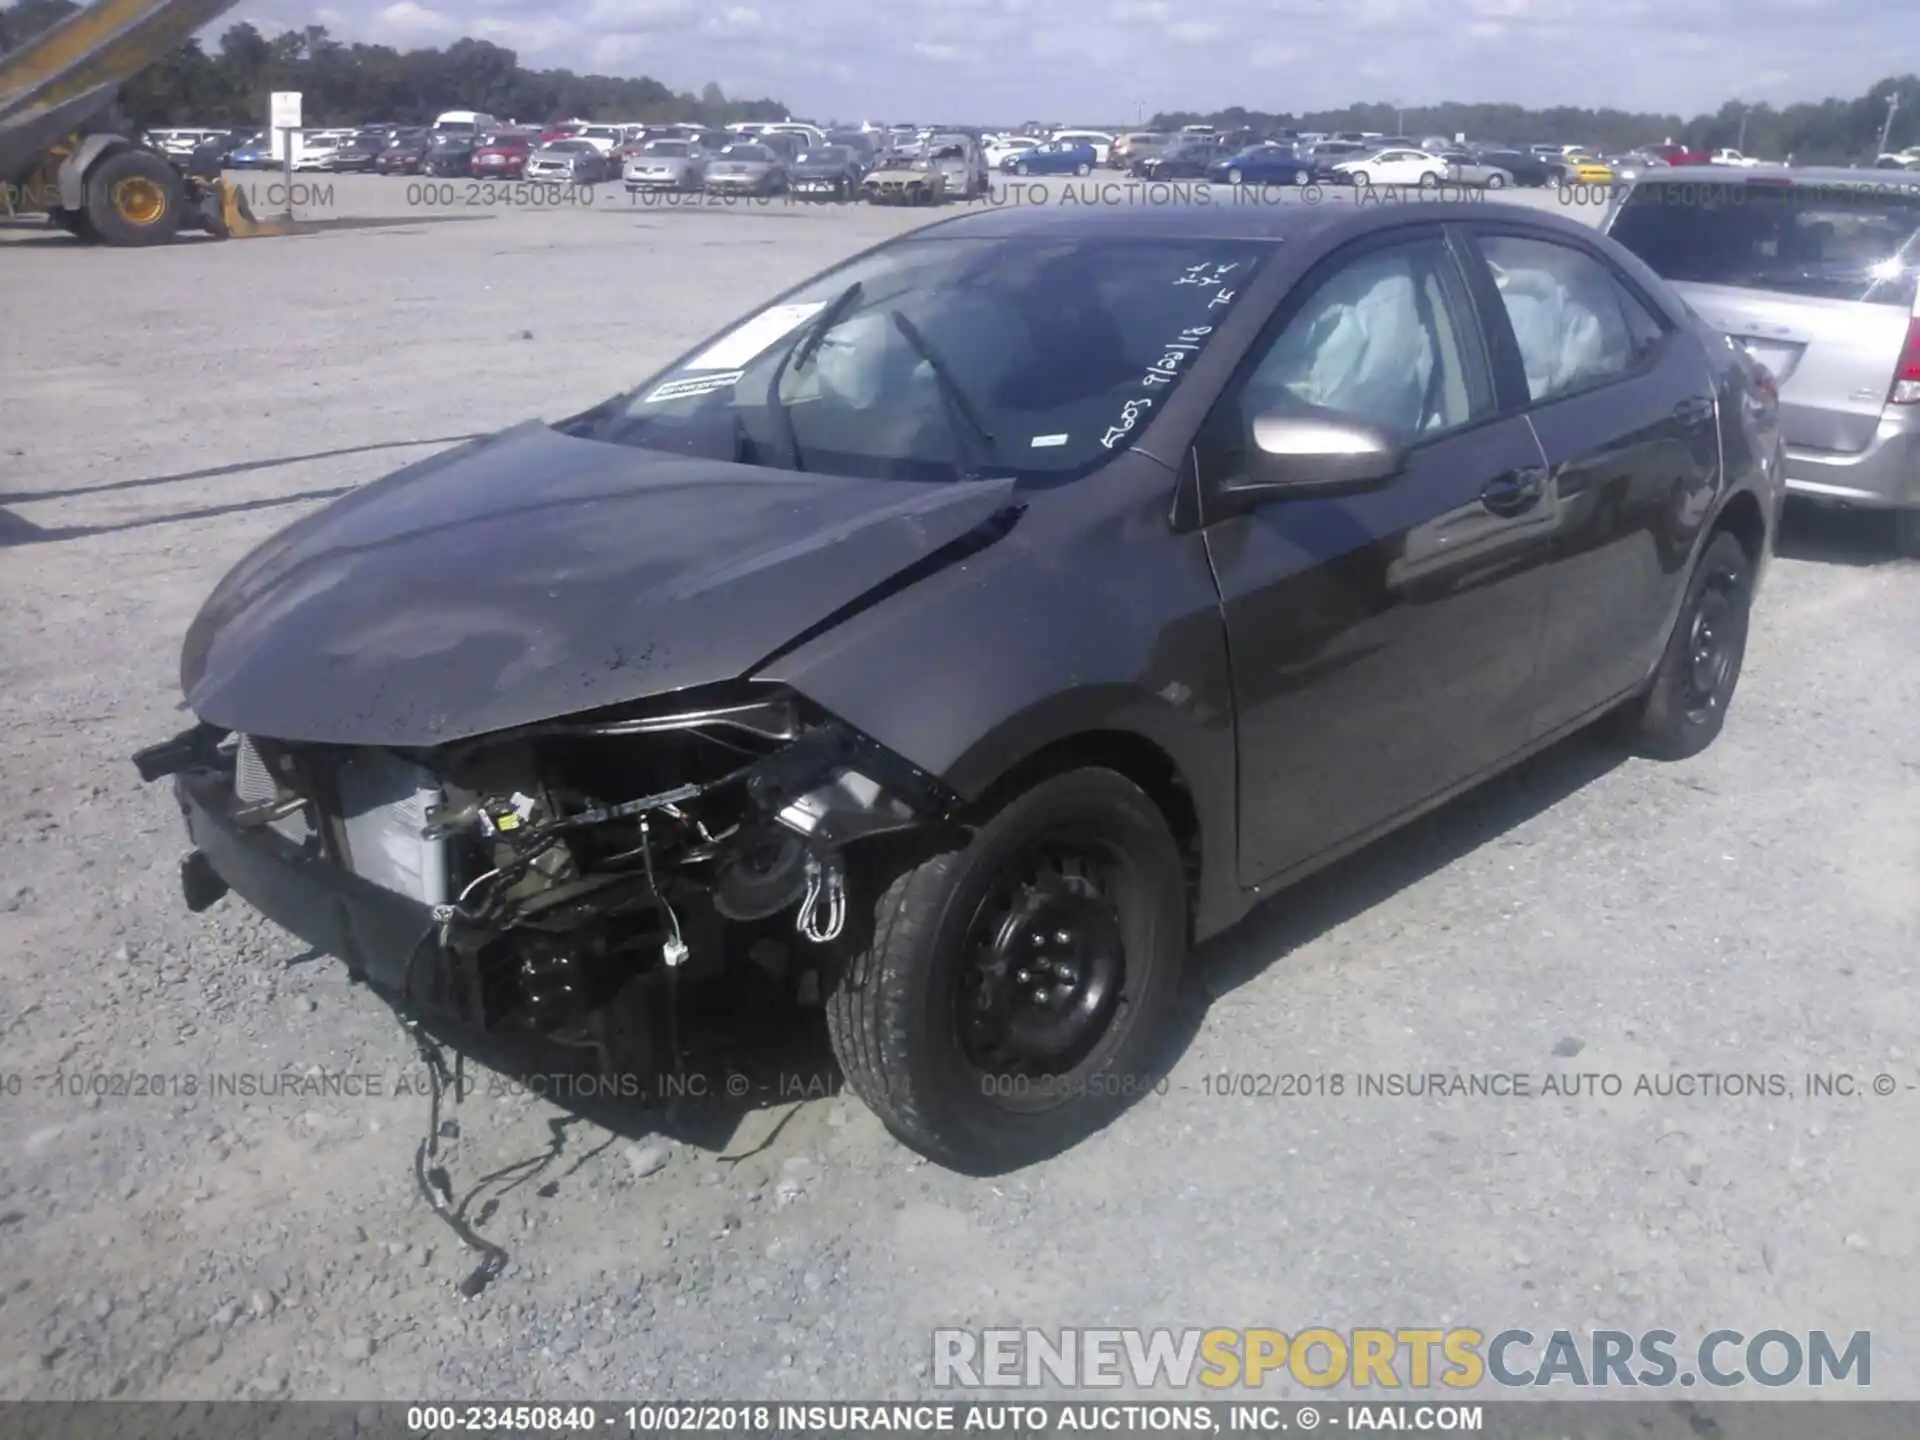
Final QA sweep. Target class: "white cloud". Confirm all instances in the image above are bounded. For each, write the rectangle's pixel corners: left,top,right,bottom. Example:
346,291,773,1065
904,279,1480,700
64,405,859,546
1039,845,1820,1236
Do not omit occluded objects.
228,0,1920,128
369,1,461,42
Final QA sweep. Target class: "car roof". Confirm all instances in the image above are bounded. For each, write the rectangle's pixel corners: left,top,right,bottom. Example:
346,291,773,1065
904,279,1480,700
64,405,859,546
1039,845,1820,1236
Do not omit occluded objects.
912,197,1603,245
1624,164,1920,188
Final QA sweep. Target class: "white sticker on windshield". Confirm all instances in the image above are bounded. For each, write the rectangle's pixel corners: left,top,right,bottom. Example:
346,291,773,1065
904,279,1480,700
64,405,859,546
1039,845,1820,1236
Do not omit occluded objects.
681,302,827,371
1029,434,1070,448
644,370,744,402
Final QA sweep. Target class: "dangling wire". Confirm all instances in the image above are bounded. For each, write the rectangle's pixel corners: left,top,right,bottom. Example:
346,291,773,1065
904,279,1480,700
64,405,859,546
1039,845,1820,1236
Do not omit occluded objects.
796,849,846,944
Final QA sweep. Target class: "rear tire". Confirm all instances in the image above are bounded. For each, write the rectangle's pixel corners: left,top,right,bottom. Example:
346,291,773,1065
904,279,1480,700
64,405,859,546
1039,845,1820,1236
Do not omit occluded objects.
826,767,1187,1172
1486,171,1508,189
1618,530,1754,759
84,148,184,246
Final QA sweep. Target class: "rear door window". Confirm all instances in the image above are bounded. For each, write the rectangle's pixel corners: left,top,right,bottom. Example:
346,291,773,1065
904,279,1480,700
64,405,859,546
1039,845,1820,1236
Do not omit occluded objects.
1609,182,1920,307
1476,234,1668,403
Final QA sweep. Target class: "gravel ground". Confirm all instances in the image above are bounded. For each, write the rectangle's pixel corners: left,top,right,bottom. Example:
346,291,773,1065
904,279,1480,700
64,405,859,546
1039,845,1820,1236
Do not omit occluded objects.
0,176,1915,1405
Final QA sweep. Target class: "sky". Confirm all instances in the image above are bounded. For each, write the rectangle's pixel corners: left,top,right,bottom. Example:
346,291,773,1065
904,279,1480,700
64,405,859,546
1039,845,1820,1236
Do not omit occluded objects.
227,0,1920,129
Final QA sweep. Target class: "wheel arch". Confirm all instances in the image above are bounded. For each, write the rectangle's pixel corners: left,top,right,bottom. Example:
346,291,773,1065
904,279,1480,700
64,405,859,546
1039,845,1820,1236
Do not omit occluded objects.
1711,488,1767,569
56,133,139,212
964,727,1205,930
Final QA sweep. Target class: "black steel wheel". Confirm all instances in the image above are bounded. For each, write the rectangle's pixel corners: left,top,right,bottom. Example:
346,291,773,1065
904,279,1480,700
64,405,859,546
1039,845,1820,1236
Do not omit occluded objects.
826,766,1186,1172
1619,529,1754,759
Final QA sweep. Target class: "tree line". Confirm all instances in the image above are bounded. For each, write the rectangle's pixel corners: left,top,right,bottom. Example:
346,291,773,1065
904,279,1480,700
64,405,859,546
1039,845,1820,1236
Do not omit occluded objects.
0,1,790,128
1146,77,1920,164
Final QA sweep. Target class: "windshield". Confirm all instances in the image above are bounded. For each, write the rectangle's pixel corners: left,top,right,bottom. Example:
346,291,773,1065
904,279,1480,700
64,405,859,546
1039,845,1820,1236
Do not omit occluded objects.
720,145,773,161
577,235,1267,484
801,147,852,163
645,141,692,156
1610,182,1920,306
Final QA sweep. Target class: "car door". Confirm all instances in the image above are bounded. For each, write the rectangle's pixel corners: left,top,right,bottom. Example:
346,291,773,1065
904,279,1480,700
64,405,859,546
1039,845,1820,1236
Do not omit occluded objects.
1193,226,1559,887
1455,225,1721,730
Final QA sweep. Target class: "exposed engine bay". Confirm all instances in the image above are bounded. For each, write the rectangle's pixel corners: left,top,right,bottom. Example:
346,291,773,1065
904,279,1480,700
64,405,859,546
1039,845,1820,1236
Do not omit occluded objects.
140,687,954,1077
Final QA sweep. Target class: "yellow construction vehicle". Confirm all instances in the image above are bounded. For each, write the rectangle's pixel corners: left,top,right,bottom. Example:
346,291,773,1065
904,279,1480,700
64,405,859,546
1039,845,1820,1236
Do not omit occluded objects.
1,0,287,242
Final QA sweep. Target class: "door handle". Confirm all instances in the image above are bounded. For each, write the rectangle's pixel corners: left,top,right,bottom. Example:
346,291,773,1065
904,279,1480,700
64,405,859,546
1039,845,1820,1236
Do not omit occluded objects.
1481,466,1548,516
1672,394,1715,428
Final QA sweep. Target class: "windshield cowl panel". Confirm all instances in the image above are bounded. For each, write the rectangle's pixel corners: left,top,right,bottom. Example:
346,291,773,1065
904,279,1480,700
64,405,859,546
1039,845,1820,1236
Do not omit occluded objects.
580,236,1270,486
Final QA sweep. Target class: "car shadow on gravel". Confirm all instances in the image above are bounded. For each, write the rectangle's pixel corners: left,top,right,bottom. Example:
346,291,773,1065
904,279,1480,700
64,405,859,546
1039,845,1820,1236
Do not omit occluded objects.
1775,499,1911,566
1189,727,1627,1006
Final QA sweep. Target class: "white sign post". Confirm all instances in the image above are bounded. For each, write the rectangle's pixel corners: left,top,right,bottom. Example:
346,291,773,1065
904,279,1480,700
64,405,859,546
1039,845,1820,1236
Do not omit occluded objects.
269,91,301,215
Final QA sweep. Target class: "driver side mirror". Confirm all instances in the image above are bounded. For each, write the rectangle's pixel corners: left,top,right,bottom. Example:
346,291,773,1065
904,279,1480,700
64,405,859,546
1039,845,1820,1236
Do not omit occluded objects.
1217,412,1406,512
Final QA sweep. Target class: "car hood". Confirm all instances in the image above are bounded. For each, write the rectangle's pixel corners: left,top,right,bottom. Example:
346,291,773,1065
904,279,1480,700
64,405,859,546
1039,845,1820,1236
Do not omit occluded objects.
181,421,1019,747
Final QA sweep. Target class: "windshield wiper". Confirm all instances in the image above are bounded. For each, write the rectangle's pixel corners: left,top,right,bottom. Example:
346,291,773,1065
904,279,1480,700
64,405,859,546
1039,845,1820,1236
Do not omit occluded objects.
888,310,1002,478
766,281,864,472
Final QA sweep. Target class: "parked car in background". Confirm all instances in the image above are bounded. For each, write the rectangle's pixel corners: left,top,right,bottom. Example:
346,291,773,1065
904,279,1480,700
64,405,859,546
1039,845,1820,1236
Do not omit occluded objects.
1710,149,1765,168
1559,154,1617,185
324,131,390,174
376,132,433,175
1108,131,1167,169
862,151,954,204
983,135,1038,169
1303,139,1369,179
226,134,279,169
1002,139,1097,176
1645,142,1710,166
421,133,480,177
1604,168,1920,554
1208,143,1315,187
471,134,535,179
1438,150,1515,188
1335,147,1450,188
922,134,990,199
1872,151,1920,170
787,144,866,201
623,138,709,193
1465,145,1553,186
704,143,787,196
1050,129,1114,164
524,139,607,184
1132,138,1226,179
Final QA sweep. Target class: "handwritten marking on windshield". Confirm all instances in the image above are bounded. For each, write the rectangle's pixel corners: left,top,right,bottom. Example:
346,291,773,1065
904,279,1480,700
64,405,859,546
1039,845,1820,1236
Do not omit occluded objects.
1174,261,1241,287
1099,397,1154,451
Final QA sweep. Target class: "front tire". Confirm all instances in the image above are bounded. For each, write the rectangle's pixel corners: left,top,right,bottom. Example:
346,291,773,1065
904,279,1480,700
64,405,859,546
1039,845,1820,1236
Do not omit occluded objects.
1014,161,1030,176
1618,530,1754,759
1227,167,1244,185
1075,162,1091,176
84,148,184,246
826,767,1187,1172
1486,171,1508,189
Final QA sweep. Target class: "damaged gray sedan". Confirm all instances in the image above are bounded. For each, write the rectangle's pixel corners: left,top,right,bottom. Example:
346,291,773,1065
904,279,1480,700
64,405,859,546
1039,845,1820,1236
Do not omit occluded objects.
136,200,1781,1171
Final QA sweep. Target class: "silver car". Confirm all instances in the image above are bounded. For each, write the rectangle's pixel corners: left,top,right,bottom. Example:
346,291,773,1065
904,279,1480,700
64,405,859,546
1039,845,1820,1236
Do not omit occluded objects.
624,139,706,192
1439,150,1515,189
922,134,990,200
524,139,604,184
704,143,786,196
1604,167,1920,553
